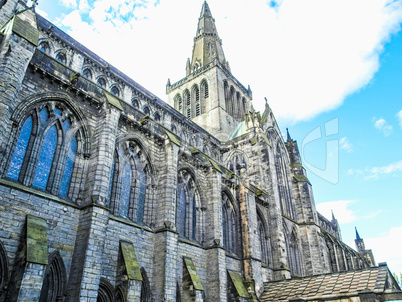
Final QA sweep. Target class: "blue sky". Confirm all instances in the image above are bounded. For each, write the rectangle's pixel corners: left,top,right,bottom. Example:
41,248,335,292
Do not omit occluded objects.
29,0,402,273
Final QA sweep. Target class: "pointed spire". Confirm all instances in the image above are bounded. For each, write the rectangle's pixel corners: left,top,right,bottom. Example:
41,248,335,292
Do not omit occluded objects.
186,58,191,76
331,210,336,221
286,128,292,142
355,227,361,240
190,1,226,70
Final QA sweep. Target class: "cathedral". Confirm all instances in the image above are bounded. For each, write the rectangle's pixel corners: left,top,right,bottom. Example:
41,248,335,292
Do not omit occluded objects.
0,0,401,301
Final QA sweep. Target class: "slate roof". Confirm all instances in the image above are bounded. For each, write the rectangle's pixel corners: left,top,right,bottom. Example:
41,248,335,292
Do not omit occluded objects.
261,265,400,301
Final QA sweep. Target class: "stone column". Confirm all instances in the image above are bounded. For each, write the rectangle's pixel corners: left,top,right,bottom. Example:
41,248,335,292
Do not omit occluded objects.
153,140,179,301
238,176,260,301
65,107,120,301
204,169,227,301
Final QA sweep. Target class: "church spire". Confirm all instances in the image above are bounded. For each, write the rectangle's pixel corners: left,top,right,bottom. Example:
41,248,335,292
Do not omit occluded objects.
355,227,361,240
190,1,226,71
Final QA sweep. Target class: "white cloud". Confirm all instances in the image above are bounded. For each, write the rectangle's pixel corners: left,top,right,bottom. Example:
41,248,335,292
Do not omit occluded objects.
59,0,77,9
316,200,357,224
361,227,402,273
35,7,48,18
45,0,402,123
373,117,393,136
397,110,402,128
339,137,353,152
348,160,402,180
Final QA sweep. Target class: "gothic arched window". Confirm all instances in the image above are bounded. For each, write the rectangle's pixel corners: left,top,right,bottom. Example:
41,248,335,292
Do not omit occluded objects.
257,211,271,266
183,90,191,118
39,251,67,302
192,85,200,117
109,142,153,226
275,143,295,219
39,42,50,54
97,78,106,88
228,153,247,175
174,94,182,113
224,81,229,114
222,193,240,255
82,69,92,80
200,79,208,114
111,86,120,97
5,101,88,202
143,106,150,116
285,227,303,276
132,98,140,109
56,53,67,64
154,113,160,122
97,278,114,302
176,169,203,243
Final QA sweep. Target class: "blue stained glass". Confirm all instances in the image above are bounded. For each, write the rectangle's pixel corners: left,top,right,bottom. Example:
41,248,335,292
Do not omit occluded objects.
137,171,146,223
40,108,48,121
7,116,33,180
63,119,71,131
119,162,132,218
106,158,115,207
54,108,62,116
176,186,186,236
59,137,77,197
32,125,58,190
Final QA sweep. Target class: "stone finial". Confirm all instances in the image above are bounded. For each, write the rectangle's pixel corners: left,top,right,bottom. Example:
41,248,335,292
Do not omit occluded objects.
355,227,361,240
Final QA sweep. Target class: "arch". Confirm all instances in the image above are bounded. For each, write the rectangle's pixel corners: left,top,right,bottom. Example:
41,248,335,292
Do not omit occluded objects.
176,169,203,243
110,85,120,97
285,226,303,276
191,84,200,117
39,41,51,55
200,79,208,114
110,138,155,226
97,77,107,88
221,191,240,255
229,86,236,116
97,278,114,302
55,51,67,65
256,208,271,266
142,106,150,116
227,151,247,175
153,112,161,122
3,93,91,202
132,98,140,109
174,94,182,113
140,267,151,302
183,89,191,118
82,68,93,80
274,140,295,219
236,92,241,120
0,241,8,297
39,250,67,302
115,286,126,302
224,81,229,114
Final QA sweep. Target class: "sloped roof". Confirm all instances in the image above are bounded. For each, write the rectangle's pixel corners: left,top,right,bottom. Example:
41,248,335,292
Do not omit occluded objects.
261,265,400,301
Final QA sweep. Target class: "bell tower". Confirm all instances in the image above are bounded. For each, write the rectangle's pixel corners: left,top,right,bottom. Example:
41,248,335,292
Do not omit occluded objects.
167,1,253,141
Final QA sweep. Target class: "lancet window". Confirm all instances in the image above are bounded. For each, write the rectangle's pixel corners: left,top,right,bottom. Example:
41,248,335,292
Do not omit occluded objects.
176,169,203,243
4,102,86,202
222,193,240,255
108,141,153,226
274,143,295,219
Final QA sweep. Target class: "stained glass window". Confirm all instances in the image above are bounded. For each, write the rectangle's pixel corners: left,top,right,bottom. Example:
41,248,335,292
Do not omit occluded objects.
59,137,77,197
32,125,58,190
40,108,48,121
119,162,132,218
177,186,187,237
54,108,62,116
63,119,71,131
107,157,115,207
137,170,146,223
7,116,33,180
